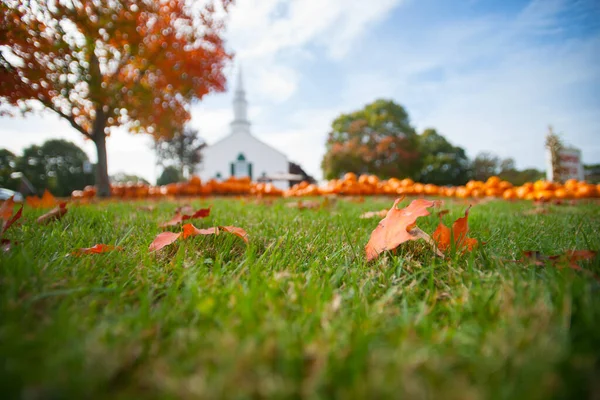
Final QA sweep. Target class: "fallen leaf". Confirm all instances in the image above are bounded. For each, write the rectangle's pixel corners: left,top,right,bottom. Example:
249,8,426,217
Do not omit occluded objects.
182,224,218,239
182,223,249,244
72,244,122,256
40,190,58,208
148,232,182,252
365,197,440,261
359,209,388,219
437,209,450,218
138,205,156,212
432,206,479,253
1,196,23,235
287,198,334,210
220,226,250,243
25,195,41,208
520,250,598,282
175,204,194,214
0,196,16,221
159,207,211,228
37,202,67,224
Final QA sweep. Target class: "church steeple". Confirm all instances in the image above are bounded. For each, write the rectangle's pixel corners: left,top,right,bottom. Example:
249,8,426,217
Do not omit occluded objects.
231,66,250,134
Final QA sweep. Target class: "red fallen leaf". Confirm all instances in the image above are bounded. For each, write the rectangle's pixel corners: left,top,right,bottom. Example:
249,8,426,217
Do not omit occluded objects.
365,197,440,261
72,244,122,256
183,207,211,221
37,202,67,224
182,223,249,244
148,231,182,252
432,206,478,253
1,196,23,235
159,207,211,228
520,250,598,282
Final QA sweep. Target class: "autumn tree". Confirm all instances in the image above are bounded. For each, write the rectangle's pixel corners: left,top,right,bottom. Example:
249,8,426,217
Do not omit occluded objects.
154,126,205,179
416,128,470,186
321,99,420,179
0,0,233,196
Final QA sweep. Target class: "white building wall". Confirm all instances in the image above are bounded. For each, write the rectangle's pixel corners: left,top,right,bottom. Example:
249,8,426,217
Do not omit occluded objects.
200,132,289,190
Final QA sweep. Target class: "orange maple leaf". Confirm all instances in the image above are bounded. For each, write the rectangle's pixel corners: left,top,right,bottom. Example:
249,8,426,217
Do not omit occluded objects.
432,206,479,253
365,197,440,261
72,244,122,256
149,223,249,252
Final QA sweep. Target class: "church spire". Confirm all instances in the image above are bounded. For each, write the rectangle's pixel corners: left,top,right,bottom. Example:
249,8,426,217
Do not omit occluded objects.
231,66,250,134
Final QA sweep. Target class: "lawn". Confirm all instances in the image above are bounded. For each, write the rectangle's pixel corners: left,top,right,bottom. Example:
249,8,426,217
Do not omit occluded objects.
1,196,599,399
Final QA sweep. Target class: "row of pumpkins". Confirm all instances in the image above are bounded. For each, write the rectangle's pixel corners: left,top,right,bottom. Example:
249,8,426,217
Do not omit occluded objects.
71,173,599,200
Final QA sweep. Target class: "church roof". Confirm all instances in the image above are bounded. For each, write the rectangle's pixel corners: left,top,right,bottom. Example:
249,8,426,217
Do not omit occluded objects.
204,68,288,160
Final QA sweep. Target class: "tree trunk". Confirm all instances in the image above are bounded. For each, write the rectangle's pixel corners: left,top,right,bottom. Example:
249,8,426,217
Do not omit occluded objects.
92,108,110,197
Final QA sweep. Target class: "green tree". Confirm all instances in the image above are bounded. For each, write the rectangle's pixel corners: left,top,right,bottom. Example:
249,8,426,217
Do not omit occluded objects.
321,99,421,179
157,166,183,186
154,127,205,178
17,139,93,196
0,148,19,190
416,129,470,185
471,152,501,181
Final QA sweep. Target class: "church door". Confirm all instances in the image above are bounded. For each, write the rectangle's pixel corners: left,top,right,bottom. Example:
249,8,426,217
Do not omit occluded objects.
230,153,252,179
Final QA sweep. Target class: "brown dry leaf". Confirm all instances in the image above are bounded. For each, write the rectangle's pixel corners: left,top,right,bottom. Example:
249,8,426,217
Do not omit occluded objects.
72,244,122,256
138,205,156,212
365,197,440,261
37,202,67,224
359,209,388,219
432,206,479,253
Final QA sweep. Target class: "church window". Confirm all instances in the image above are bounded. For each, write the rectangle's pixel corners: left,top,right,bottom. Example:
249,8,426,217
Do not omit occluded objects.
230,153,252,179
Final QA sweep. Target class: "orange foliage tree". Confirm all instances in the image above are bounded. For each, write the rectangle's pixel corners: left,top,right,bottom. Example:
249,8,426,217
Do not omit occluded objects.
0,0,233,196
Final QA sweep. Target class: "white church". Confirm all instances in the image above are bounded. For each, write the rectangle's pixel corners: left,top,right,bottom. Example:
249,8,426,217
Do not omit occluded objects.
198,70,290,190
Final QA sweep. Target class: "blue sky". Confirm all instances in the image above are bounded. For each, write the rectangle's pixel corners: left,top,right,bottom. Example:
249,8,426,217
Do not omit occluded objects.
2,0,599,182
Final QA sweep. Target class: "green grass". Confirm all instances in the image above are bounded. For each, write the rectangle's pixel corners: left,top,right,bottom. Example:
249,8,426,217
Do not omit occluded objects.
1,197,599,399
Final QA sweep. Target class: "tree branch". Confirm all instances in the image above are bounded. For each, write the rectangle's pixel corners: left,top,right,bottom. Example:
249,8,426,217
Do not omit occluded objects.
42,100,91,139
